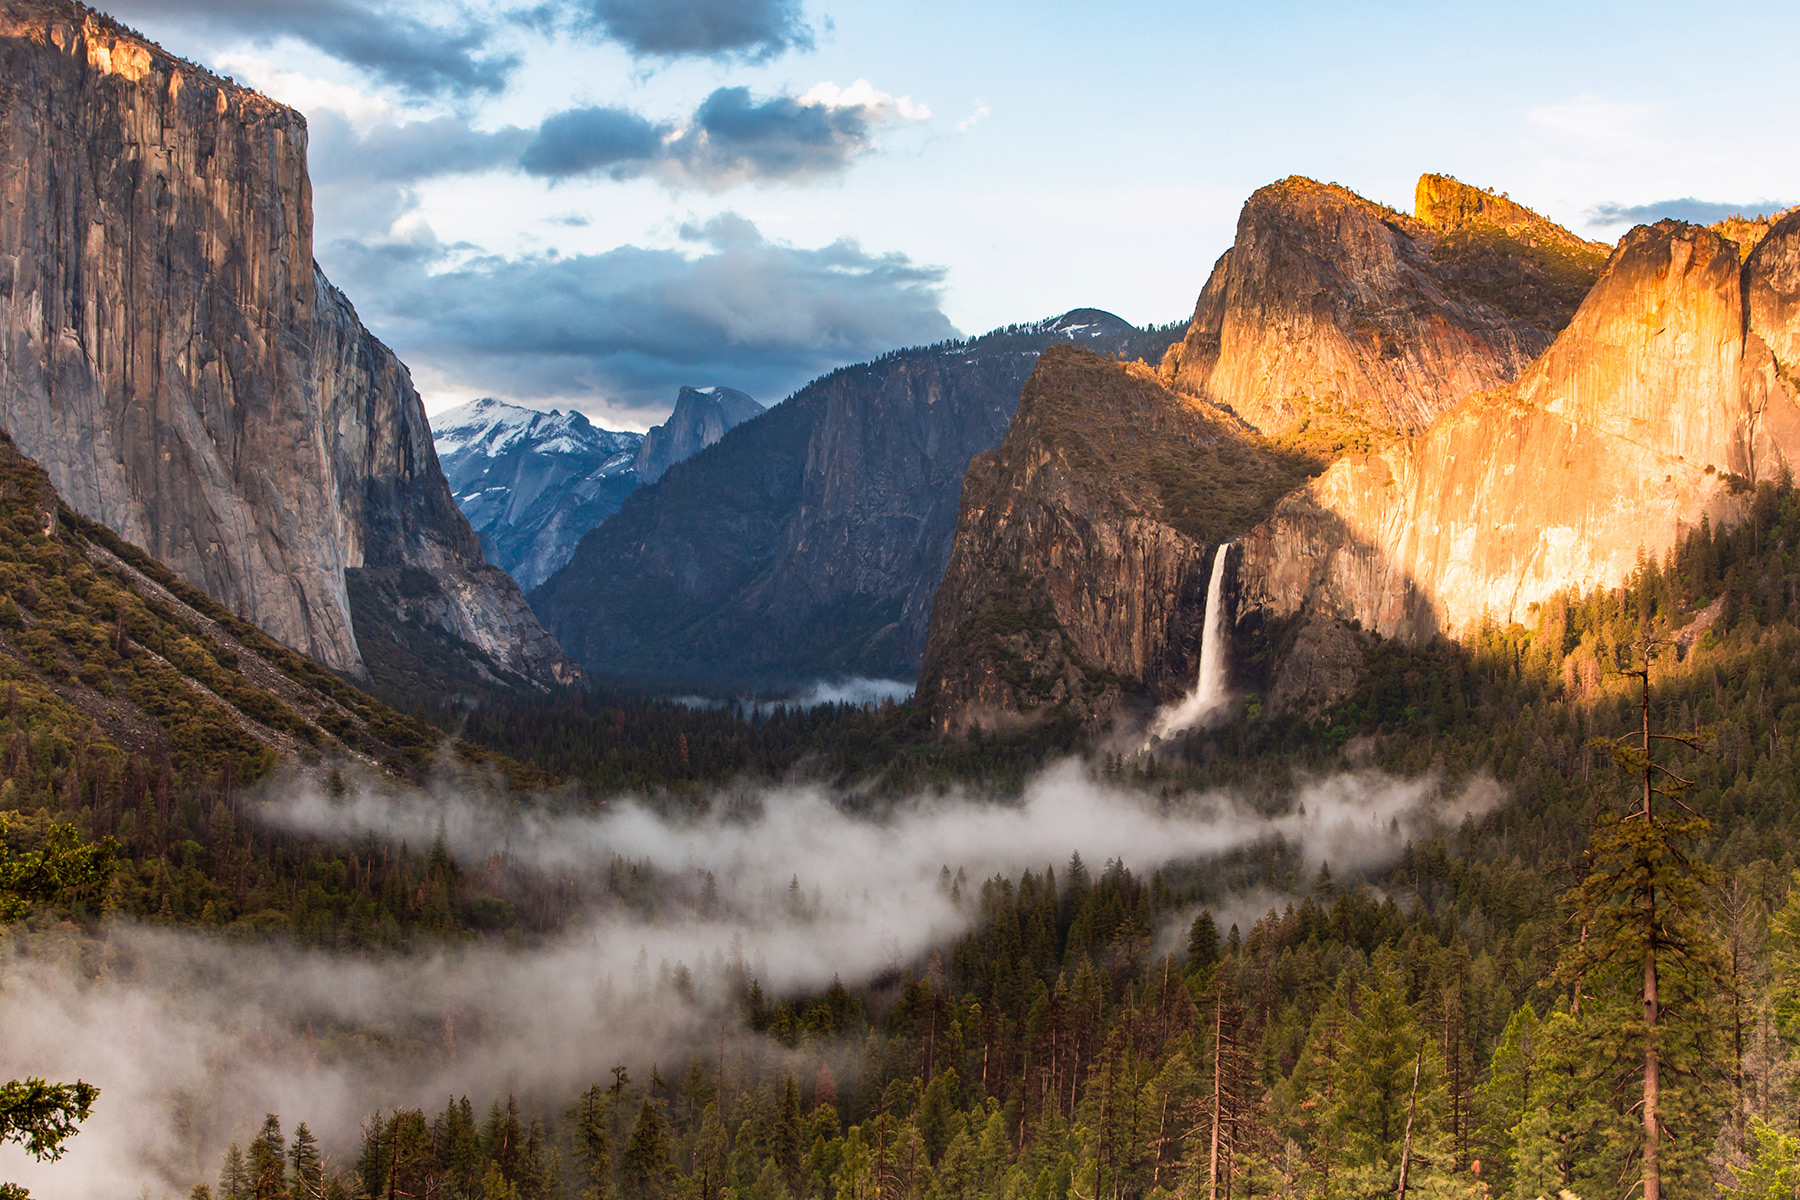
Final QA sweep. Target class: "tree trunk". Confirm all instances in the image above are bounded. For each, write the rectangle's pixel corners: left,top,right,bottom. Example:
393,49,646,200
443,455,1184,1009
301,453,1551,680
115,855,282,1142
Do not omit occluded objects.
1396,1041,1424,1200
1640,664,1661,1200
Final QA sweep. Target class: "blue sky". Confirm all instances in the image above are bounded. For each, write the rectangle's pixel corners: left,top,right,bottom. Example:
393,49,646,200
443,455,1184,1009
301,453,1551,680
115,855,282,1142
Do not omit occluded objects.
104,0,1800,429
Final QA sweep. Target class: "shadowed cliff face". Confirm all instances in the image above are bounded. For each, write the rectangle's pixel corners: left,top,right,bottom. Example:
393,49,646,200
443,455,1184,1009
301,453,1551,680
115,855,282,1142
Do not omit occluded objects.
1162,175,1608,439
0,2,572,691
532,312,1181,687
1237,215,1800,688
915,347,1314,733
634,386,765,484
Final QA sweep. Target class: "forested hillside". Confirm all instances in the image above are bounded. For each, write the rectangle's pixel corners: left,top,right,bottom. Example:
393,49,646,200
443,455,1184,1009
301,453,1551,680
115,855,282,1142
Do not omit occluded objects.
0,432,546,945
152,480,1800,1200
18,431,1800,1200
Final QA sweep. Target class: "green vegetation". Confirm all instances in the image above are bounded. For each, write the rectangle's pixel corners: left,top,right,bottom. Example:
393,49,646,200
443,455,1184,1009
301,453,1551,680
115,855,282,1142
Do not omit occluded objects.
0,815,113,1199
25,439,1800,1198
1428,223,1606,332
0,433,546,946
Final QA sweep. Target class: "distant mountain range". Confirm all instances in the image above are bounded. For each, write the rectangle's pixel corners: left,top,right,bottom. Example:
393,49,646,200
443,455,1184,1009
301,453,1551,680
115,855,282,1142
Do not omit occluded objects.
434,400,643,594
433,388,765,593
528,310,1185,688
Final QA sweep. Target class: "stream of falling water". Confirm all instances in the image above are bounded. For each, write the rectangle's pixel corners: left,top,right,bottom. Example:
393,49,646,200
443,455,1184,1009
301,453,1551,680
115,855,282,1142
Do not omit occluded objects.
1148,542,1232,740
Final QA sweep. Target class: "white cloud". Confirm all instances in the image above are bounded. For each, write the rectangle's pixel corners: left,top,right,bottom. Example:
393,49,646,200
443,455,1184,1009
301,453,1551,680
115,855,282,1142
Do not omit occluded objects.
800,78,931,122
956,103,991,134
211,52,399,129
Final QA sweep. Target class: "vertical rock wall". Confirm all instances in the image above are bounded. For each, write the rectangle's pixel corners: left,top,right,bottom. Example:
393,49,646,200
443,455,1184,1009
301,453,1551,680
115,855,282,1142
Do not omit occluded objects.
0,1,571,685
1238,216,1800,653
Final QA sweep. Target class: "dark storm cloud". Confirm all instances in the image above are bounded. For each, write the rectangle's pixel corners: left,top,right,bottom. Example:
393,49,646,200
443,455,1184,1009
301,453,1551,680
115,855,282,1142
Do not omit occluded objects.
570,0,813,60
318,215,957,423
516,106,671,179
101,0,517,96
313,88,893,192
1588,197,1794,227
664,86,874,183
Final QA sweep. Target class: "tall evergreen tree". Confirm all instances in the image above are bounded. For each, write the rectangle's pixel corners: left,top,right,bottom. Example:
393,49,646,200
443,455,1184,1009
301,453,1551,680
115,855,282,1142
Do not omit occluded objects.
287,1123,322,1200
1555,637,1728,1200
219,1143,252,1200
571,1085,614,1200
620,1100,673,1200
247,1114,288,1200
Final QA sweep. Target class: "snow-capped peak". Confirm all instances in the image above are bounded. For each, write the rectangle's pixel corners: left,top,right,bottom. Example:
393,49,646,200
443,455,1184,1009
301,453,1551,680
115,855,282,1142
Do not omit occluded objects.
431,398,633,462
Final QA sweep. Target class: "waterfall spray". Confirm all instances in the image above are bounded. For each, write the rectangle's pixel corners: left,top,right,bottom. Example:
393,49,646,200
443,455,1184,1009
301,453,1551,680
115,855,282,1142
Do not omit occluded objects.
1149,542,1232,740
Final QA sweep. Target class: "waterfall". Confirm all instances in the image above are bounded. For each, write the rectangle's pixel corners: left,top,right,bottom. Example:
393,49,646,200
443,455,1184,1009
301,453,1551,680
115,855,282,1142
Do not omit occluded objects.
1149,542,1232,740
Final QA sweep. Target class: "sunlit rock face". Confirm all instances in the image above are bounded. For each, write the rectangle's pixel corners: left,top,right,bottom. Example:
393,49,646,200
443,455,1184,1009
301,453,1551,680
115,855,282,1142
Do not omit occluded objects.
916,176,1609,730
1238,215,1800,647
1162,175,1608,437
0,1,572,686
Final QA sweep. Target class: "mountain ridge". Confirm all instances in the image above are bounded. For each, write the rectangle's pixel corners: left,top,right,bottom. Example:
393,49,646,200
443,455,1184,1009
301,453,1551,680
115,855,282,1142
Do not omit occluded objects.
531,310,1184,687
917,174,1619,729
1160,174,1609,440
433,398,643,593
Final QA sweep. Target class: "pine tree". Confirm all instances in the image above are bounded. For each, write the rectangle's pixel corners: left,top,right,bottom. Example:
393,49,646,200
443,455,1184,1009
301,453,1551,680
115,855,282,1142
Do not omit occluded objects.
772,1076,805,1191
433,1098,482,1199
1186,910,1219,972
219,1143,252,1200
1554,637,1729,1200
288,1123,322,1200
1471,1003,1538,1190
620,1100,673,1200
571,1085,614,1200
247,1114,288,1200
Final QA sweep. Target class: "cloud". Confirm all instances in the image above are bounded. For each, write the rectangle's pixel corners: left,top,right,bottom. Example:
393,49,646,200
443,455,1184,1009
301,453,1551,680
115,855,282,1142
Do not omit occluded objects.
513,82,926,189
319,213,958,422
308,110,532,185
297,81,922,195
570,0,813,60
0,761,1499,1197
101,0,518,97
956,103,991,134
658,86,885,186
517,105,671,178
1586,197,1795,228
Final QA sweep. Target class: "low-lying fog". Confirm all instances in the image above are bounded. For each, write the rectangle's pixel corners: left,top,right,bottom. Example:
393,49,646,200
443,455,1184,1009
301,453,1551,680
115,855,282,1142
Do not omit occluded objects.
0,760,1497,1198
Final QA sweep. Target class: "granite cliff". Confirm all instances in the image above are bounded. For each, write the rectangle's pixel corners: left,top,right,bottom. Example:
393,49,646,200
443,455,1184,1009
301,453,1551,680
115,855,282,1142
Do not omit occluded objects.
1161,175,1608,439
0,1,572,695
532,311,1183,686
634,386,765,484
1237,212,1800,710
917,175,1612,729
916,347,1312,732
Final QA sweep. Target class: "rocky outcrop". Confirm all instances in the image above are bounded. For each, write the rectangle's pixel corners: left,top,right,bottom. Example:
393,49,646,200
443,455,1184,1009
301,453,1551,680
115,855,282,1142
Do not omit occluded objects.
915,347,1314,732
1161,175,1608,438
433,398,643,592
634,386,764,484
532,311,1184,686
0,1,573,692
1237,214,1800,677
